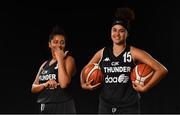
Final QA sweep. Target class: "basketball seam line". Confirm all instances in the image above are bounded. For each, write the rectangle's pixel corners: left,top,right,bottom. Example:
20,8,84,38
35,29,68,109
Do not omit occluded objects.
135,65,153,85
86,64,99,83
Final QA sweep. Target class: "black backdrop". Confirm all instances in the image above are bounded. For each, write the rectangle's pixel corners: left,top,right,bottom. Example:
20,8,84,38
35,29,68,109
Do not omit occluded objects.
1,0,179,113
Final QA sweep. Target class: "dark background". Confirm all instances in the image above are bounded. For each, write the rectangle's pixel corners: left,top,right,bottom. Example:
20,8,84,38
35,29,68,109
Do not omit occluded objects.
1,0,179,113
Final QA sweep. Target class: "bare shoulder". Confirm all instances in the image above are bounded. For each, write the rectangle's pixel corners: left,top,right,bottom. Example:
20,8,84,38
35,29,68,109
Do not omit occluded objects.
130,46,149,56
96,47,105,56
130,46,154,64
66,55,75,62
86,47,105,65
130,46,144,52
64,55,76,68
64,51,75,62
93,48,105,60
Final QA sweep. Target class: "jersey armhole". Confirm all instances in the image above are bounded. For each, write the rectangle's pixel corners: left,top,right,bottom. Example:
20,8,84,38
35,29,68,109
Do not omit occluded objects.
40,60,49,70
130,46,137,66
33,60,49,85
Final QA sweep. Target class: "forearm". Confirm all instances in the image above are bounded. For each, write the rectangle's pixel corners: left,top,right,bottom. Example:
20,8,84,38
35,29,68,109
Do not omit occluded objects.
80,68,86,88
80,77,86,89
143,68,168,92
80,68,95,90
31,83,48,93
57,61,70,88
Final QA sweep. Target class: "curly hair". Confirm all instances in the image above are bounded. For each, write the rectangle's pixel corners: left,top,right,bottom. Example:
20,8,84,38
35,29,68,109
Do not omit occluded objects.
49,25,66,42
112,7,135,30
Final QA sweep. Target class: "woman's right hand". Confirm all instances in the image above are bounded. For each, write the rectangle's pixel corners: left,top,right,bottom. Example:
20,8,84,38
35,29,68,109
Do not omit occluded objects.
81,79,101,90
44,80,59,89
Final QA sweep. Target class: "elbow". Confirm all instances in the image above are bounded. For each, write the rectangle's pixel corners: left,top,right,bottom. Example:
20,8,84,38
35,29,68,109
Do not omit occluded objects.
60,84,68,89
158,67,168,79
162,67,168,77
80,83,83,89
81,82,85,89
80,81,87,90
31,85,38,94
31,87,37,94
80,75,86,89
59,81,70,89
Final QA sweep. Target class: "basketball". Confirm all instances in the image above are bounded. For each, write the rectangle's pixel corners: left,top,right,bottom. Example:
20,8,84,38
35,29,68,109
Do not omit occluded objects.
131,63,154,86
82,63,104,85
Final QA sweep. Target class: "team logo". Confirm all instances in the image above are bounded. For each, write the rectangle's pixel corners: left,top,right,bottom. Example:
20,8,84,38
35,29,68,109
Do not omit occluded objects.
41,70,48,74
41,104,45,112
111,62,119,66
39,74,56,81
112,107,117,113
103,57,110,62
105,74,129,83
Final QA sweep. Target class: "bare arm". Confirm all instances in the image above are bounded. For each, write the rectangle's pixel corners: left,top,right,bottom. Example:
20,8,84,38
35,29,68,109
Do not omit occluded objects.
80,48,104,90
131,46,168,92
57,55,76,89
53,46,76,89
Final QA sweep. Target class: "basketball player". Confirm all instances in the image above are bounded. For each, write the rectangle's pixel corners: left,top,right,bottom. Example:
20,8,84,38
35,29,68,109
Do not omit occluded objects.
80,7,168,114
31,25,76,113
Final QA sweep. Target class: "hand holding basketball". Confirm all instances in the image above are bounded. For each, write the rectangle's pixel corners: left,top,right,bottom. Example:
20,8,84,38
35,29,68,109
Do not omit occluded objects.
131,63,154,92
131,63,154,86
81,63,104,90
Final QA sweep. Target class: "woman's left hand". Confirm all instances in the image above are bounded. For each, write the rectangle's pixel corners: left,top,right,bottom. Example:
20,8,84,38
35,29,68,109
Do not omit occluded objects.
47,79,59,89
132,81,147,93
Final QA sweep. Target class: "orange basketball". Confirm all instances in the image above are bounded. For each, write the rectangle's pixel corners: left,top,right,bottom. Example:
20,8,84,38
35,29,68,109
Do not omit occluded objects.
131,63,154,86
82,63,104,85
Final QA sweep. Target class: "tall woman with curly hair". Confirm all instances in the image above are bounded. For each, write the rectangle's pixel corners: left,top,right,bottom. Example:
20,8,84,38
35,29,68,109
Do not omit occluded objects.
80,7,168,114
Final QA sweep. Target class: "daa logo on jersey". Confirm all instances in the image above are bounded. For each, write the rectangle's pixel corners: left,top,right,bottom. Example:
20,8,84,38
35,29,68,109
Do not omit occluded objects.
105,74,129,83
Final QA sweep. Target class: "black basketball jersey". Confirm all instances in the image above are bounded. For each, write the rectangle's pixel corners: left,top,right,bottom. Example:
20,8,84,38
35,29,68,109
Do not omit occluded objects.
99,45,140,107
37,52,72,104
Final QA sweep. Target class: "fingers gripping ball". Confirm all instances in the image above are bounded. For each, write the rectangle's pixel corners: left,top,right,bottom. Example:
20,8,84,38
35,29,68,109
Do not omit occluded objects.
82,63,104,85
131,64,154,86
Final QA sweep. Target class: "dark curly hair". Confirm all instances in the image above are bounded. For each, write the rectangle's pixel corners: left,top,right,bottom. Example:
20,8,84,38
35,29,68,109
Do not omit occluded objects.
112,7,135,30
49,25,66,42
